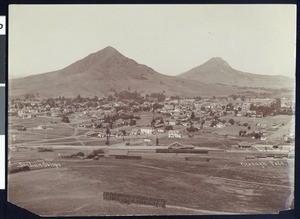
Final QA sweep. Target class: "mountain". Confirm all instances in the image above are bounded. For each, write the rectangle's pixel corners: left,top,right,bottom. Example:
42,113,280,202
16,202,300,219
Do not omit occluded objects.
10,47,241,98
179,57,294,89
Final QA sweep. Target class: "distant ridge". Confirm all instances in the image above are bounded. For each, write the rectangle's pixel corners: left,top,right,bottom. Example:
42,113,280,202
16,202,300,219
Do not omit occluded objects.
10,47,242,98
179,57,293,88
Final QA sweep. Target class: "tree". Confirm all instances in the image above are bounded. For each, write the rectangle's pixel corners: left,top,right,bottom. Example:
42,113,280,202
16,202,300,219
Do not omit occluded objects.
75,94,83,103
61,116,70,123
121,130,127,136
254,133,261,139
226,103,234,111
92,96,98,102
229,119,235,125
107,95,114,102
201,120,205,129
239,130,247,137
151,117,155,127
159,118,164,124
186,126,199,132
105,127,111,145
190,112,195,120
152,103,164,111
165,125,173,131
24,93,35,100
76,152,85,157
129,119,136,126
210,121,218,127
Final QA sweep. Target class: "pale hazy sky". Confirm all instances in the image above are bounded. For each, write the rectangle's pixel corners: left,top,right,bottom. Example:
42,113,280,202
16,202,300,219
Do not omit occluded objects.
9,4,296,79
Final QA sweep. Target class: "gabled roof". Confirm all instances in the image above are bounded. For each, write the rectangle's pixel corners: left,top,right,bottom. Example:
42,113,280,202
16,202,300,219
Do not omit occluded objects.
168,142,183,147
238,141,252,147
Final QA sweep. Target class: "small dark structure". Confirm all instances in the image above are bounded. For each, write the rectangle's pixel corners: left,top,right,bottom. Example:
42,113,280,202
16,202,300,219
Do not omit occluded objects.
37,147,53,152
156,149,208,154
9,166,30,174
115,155,142,160
185,157,210,162
238,142,252,149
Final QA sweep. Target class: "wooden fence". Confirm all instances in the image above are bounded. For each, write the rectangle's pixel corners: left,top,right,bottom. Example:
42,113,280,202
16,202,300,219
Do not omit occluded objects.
114,155,142,160
185,157,210,162
103,192,166,208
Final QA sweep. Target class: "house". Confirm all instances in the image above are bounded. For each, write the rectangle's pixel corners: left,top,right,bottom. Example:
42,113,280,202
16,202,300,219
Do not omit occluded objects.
168,130,182,138
17,125,26,131
216,122,226,128
168,141,194,149
130,128,140,136
37,124,46,130
86,131,99,137
256,123,267,128
168,120,177,126
98,132,106,138
140,127,154,135
22,113,33,119
271,124,279,130
116,131,125,137
256,113,263,118
236,112,243,117
238,142,253,149
79,124,93,128
260,128,267,134
143,137,151,146
157,129,165,133
254,144,274,151
44,111,51,116
181,122,189,127
260,135,269,141
144,137,151,143
51,112,62,117
8,109,18,116
168,141,183,149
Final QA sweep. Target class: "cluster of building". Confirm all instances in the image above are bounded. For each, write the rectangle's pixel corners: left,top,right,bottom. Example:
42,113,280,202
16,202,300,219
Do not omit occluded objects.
9,95,294,143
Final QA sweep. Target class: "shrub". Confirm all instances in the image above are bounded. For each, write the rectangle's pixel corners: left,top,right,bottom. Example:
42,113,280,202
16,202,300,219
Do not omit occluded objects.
76,152,85,157
186,126,199,132
165,125,173,131
61,116,70,123
86,154,95,159
93,149,104,155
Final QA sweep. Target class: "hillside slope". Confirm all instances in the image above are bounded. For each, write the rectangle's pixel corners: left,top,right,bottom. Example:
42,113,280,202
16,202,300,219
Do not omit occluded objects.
10,47,241,98
179,57,294,89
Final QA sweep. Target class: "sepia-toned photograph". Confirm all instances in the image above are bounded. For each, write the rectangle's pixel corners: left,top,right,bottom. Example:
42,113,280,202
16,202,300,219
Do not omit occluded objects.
7,4,295,216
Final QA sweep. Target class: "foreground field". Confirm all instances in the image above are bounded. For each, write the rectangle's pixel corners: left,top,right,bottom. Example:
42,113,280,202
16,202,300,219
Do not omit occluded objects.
8,148,294,216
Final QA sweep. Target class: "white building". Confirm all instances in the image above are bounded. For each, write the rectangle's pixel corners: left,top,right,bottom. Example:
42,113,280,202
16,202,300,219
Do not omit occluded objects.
216,122,226,128
168,130,182,138
140,127,154,135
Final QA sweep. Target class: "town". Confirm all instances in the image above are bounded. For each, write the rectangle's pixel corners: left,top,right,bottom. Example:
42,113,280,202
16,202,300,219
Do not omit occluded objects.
8,90,295,215
9,90,294,150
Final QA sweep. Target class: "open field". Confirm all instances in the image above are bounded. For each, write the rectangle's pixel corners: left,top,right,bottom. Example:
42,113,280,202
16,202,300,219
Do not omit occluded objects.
8,146,294,216
213,115,293,141
8,111,294,216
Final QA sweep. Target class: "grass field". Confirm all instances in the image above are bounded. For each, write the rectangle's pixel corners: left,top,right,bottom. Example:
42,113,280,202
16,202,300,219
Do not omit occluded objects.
8,113,294,216
8,147,294,216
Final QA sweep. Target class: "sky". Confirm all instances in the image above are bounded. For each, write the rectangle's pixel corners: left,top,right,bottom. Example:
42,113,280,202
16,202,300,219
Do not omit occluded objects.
9,4,296,79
